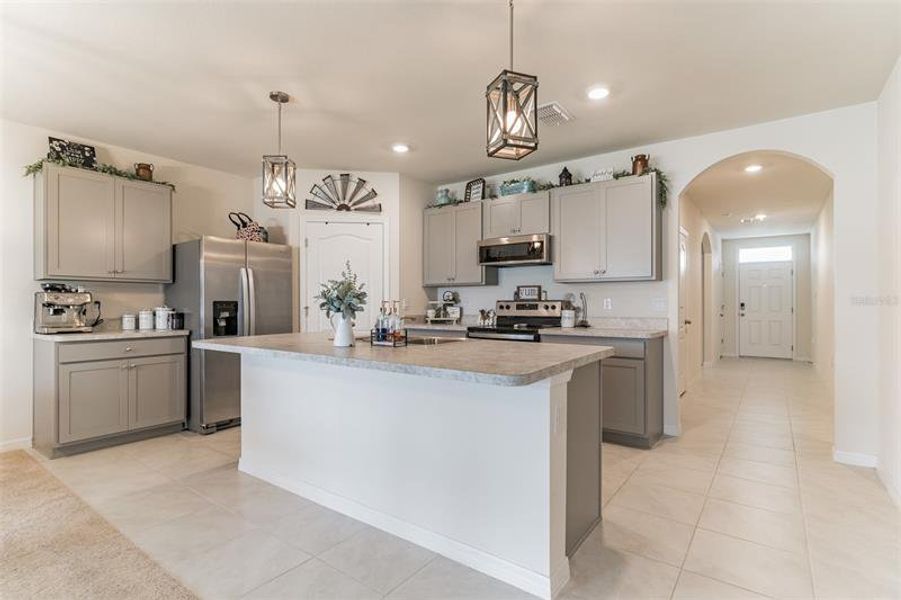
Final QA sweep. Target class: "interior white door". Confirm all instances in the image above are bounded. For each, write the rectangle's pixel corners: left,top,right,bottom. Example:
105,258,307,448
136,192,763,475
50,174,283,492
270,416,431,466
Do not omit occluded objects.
678,230,689,395
739,261,793,358
304,221,385,334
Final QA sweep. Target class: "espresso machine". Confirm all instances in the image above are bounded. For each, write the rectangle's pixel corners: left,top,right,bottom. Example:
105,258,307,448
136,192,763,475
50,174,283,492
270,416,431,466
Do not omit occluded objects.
34,283,101,334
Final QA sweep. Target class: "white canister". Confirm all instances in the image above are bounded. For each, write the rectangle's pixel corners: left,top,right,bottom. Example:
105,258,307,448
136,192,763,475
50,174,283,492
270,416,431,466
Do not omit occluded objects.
138,309,154,330
561,309,576,328
154,307,174,330
121,313,137,331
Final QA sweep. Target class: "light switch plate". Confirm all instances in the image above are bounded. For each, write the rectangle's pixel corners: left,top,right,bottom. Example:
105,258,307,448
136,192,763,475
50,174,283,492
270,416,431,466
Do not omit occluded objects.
603,298,613,310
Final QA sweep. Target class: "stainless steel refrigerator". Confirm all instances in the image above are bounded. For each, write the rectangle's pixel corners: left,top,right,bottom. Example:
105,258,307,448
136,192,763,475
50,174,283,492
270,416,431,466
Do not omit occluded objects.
165,236,293,433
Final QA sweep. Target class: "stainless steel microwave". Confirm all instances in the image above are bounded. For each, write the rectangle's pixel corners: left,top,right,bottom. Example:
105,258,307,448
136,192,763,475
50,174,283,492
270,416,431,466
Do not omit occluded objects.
478,233,551,267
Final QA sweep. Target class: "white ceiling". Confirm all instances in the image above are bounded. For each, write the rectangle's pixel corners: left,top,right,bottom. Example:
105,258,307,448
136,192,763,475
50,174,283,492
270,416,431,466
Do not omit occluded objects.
684,151,833,238
1,2,898,184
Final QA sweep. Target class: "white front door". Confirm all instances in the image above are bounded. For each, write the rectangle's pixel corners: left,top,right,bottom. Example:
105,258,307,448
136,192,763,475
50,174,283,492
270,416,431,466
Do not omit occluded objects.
678,230,689,395
739,261,793,358
303,220,385,333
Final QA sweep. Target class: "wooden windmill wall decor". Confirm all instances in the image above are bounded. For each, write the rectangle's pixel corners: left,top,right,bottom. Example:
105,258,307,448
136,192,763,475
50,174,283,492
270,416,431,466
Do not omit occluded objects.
305,174,381,212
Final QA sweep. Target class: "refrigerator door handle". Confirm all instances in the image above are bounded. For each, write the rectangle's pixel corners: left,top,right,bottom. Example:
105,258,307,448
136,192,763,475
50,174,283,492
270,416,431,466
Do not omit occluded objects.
247,267,257,336
239,267,250,336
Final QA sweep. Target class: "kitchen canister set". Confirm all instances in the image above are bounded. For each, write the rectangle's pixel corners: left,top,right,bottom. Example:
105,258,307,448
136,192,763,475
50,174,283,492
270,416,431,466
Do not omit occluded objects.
121,307,184,331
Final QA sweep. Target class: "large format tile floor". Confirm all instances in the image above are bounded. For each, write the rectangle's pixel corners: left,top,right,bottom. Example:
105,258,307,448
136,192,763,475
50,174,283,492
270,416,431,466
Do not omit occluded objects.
26,358,901,599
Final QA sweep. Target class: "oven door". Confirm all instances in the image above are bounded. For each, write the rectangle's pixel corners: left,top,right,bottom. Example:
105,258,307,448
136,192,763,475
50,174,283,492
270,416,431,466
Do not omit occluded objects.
478,234,551,266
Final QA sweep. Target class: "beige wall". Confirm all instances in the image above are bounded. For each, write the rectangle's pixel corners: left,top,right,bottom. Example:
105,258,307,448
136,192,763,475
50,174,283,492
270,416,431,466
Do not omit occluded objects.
877,56,901,502
721,234,812,361
0,118,254,450
812,190,835,381
679,193,722,386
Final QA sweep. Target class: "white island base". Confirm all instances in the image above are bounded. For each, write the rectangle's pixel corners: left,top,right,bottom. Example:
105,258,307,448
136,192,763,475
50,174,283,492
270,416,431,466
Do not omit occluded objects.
239,354,571,599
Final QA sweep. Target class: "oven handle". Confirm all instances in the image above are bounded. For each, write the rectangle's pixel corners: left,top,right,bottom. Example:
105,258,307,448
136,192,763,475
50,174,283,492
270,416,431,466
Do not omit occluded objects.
467,331,539,342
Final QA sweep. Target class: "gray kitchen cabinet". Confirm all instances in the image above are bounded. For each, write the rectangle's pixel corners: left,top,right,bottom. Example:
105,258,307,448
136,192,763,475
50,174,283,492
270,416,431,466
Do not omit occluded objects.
483,191,550,237
118,179,173,281
35,165,117,280
544,335,664,448
128,354,187,430
58,359,129,443
423,201,497,287
34,163,173,283
551,175,661,282
33,335,187,458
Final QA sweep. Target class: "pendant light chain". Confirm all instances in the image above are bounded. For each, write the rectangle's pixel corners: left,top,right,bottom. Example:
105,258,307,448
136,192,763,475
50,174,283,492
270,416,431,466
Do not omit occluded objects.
509,0,514,70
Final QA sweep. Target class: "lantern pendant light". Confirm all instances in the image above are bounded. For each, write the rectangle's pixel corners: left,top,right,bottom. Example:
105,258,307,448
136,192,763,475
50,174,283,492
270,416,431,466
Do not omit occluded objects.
486,0,538,160
262,91,297,209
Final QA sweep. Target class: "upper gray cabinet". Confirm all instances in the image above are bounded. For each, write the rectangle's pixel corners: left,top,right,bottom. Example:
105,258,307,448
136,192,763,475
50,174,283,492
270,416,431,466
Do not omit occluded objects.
483,191,550,238
423,201,497,287
35,164,173,282
551,175,661,282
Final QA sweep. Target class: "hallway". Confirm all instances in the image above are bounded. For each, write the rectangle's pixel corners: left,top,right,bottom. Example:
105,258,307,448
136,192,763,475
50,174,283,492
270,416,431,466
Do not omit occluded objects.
594,358,901,599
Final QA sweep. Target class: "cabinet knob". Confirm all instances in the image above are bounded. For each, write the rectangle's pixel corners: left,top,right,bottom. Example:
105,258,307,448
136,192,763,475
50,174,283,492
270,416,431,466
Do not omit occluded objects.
124,346,133,352
129,363,136,369
120,364,128,370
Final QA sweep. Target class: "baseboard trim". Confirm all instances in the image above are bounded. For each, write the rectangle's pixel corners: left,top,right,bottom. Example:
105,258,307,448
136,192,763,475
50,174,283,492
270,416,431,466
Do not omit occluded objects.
0,437,32,453
240,457,564,600
833,449,878,468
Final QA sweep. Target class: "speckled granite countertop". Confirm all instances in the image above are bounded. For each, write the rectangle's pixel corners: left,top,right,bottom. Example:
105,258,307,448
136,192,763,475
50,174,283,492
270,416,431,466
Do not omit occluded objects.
33,329,189,342
194,332,614,386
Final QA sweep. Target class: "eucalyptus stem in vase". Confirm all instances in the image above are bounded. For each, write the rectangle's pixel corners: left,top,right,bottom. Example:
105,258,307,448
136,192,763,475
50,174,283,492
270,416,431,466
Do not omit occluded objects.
315,261,367,347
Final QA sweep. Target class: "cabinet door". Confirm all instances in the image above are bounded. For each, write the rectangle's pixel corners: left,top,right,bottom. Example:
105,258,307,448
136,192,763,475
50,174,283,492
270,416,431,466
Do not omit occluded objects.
602,358,646,436
58,360,128,443
602,177,654,279
519,191,550,234
128,354,186,430
118,180,172,281
45,166,116,279
484,197,520,237
423,209,455,286
453,202,484,284
552,185,604,281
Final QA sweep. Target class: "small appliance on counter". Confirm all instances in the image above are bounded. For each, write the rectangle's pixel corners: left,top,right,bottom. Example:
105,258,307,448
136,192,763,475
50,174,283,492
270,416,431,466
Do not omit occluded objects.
33,283,102,334
467,299,571,342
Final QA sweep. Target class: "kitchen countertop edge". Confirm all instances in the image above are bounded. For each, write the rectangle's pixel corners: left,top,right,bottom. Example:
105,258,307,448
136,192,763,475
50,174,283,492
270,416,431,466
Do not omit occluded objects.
33,329,190,342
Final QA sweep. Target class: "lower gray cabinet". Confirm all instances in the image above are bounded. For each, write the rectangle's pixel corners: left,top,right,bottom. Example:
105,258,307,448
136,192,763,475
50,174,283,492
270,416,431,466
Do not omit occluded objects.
543,335,664,448
129,355,187,430
34,335,187,457
58,360,129,443
601,358,645,436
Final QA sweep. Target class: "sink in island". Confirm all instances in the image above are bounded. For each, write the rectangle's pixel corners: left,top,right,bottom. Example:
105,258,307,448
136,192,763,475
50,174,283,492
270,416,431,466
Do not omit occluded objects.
193,332,614,599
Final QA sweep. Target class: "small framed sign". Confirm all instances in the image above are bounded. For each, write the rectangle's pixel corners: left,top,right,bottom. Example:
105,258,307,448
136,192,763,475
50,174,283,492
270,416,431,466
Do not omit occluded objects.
48,137,96,169
464,177,486,202
515,285,542,301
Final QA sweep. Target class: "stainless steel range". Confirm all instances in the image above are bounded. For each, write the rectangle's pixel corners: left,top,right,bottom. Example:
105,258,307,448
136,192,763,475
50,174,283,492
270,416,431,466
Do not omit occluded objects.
467,300,569,342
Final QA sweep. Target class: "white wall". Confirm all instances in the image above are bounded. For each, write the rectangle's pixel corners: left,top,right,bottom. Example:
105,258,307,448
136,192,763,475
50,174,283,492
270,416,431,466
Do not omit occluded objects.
721,234,812,361
0,118,255,451
876,57,901,503
680,194,722,384
438,103,879,457
399,175,434,315
811,190,835,380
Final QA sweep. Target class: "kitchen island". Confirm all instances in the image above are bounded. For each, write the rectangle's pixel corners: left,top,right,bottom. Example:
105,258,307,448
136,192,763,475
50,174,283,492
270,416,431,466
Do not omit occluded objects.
193,333,613,599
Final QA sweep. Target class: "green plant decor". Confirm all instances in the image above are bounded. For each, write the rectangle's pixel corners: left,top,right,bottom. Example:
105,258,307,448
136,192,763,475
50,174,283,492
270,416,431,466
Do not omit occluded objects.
613,168,669,208
24,157,176,191
315,261,368,320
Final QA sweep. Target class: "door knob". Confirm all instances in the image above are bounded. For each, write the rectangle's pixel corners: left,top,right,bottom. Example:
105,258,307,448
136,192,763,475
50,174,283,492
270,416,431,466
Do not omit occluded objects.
684,320,692,325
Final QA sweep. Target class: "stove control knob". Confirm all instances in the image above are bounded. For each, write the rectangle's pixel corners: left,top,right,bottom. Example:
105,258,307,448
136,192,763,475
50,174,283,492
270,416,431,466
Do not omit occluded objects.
544,304,550,310
550,304,556,310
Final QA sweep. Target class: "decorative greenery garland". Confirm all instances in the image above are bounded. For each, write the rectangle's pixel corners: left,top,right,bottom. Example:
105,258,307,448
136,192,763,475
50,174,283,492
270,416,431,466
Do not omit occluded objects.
24,156,176,191
498,167,669,208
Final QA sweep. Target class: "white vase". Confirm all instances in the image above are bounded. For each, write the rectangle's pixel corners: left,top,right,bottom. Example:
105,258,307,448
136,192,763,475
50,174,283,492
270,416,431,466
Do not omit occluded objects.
331,314,355,347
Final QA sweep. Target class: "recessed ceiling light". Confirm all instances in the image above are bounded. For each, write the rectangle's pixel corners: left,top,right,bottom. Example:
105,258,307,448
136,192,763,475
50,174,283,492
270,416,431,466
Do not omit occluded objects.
586,85,610,100
391,143,410,154
744,164,763,173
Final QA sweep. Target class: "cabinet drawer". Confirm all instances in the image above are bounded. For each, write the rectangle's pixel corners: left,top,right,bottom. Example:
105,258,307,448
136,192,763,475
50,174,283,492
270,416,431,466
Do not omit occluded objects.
58,337,186,363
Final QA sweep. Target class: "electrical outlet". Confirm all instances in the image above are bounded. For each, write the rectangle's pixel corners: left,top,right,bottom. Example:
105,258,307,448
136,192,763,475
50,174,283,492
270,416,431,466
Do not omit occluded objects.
603,298,613,310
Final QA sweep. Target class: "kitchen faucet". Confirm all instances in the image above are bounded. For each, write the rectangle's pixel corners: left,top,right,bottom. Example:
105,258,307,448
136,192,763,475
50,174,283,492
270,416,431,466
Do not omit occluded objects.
578,292,590,327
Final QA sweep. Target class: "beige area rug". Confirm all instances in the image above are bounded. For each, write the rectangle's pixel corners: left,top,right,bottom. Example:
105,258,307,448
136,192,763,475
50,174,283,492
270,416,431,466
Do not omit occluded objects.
0,450,195,600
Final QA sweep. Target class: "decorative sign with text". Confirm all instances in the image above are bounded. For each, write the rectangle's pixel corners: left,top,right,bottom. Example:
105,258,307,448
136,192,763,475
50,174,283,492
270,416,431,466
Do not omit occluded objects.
48,137,97,169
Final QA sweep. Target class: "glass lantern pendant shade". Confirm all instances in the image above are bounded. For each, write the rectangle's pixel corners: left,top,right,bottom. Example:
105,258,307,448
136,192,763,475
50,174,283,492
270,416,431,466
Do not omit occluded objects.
262,91,297,209
486,0,538,160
